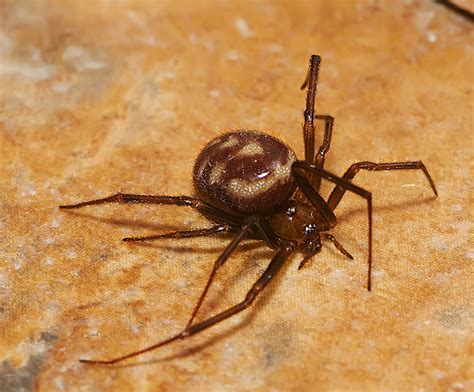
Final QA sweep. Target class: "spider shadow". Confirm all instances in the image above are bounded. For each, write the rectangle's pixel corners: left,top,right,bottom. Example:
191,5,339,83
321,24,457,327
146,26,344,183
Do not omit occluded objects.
64,210,273,254
195,246,276,312
123,236,266,257
85,246,292,369
335,194,437,223
61,210,179,232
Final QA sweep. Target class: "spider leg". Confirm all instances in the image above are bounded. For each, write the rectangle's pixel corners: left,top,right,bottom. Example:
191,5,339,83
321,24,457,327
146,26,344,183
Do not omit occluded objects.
301,55,321,164
298,233,353,271
298,253,314,270
298,233,322,270
312,115,334,191
294,114,334,200
185,217,258,328
120,214,279,250
59,193,241,225
327,161,438,211
293,170,337,227
79,241,295,365
298,55,334,194
254,220,280,249
292,161,373,290
322,233,353,260
122,224,234,242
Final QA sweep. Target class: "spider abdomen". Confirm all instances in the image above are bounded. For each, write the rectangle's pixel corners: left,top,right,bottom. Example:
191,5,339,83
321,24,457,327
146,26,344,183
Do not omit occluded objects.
193,130,297,215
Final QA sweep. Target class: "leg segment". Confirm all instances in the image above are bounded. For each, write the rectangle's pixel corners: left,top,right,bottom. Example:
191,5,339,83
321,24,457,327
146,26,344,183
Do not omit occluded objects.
293,170,337,228
327,161,438,211
122,224,233,242
298,233,322,270
60,193,241,225
301,55,321,164
312,115,334,191
254,220,280,250
79,242,296,365
292,161,373,290
322,233,353,260
298,232,353,271
293,114,334,200
185,218,258,328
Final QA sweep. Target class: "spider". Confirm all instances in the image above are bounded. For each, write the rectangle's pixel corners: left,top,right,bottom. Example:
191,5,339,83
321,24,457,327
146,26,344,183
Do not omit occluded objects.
60,55,438,365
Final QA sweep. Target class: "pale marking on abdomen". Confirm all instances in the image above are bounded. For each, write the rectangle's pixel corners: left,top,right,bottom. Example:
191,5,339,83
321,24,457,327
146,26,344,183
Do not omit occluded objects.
209,162,226,184
227,149,296,199
217,135,239,150
235,140,265,157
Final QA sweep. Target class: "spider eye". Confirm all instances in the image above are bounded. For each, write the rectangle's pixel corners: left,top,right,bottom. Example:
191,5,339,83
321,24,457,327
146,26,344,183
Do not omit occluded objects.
304,224,317,236
286,206,297,217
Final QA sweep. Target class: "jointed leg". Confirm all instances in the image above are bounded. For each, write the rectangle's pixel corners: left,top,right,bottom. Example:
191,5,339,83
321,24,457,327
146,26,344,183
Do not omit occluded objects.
295,115,334,200
293,170,337,228
312,115,334,191
322,233,353,260
298,232,353,271
122,224,233,242
299,55,334,193
79,242,296,365
60,193,241,225
254,220,280,250
293,161,373,290
301,55,321,164
298,233,322,270
126,223,242,328
60,193,196,208
327,161,438,211
185,218,257,328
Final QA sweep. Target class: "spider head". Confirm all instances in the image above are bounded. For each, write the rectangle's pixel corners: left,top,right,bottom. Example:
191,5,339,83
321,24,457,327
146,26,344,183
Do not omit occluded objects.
269,200,322,245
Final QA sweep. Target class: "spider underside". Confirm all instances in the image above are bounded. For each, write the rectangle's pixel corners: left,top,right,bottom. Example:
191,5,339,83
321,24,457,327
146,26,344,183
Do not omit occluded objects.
60,55,438,365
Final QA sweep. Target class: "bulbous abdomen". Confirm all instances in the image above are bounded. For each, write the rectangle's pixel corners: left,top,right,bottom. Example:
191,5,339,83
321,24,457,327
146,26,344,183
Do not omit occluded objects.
193,130,297,215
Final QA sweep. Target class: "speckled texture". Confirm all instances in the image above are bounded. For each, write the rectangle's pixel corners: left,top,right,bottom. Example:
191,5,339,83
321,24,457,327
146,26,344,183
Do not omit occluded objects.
0,1,472,391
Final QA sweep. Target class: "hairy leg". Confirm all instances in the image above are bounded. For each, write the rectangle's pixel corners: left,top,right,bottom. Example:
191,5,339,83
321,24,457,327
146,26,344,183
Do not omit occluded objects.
327,161,437,211
60,193,241,226
122,225,233,242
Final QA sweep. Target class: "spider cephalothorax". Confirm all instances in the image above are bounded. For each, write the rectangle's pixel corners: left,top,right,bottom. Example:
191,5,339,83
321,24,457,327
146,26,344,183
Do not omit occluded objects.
60,55,437,365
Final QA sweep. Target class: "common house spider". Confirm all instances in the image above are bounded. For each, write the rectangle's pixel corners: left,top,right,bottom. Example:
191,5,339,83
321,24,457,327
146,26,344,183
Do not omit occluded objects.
60,55,438,365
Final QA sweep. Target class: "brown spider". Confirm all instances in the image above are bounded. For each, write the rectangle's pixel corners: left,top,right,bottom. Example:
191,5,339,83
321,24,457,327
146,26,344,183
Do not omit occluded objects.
60,55,438,365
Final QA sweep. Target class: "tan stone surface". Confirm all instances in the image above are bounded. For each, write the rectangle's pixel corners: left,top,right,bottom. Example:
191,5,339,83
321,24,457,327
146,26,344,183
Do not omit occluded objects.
1,1,472,391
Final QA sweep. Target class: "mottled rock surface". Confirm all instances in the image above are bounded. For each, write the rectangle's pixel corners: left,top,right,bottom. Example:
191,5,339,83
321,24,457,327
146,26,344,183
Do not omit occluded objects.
1,1,472,391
